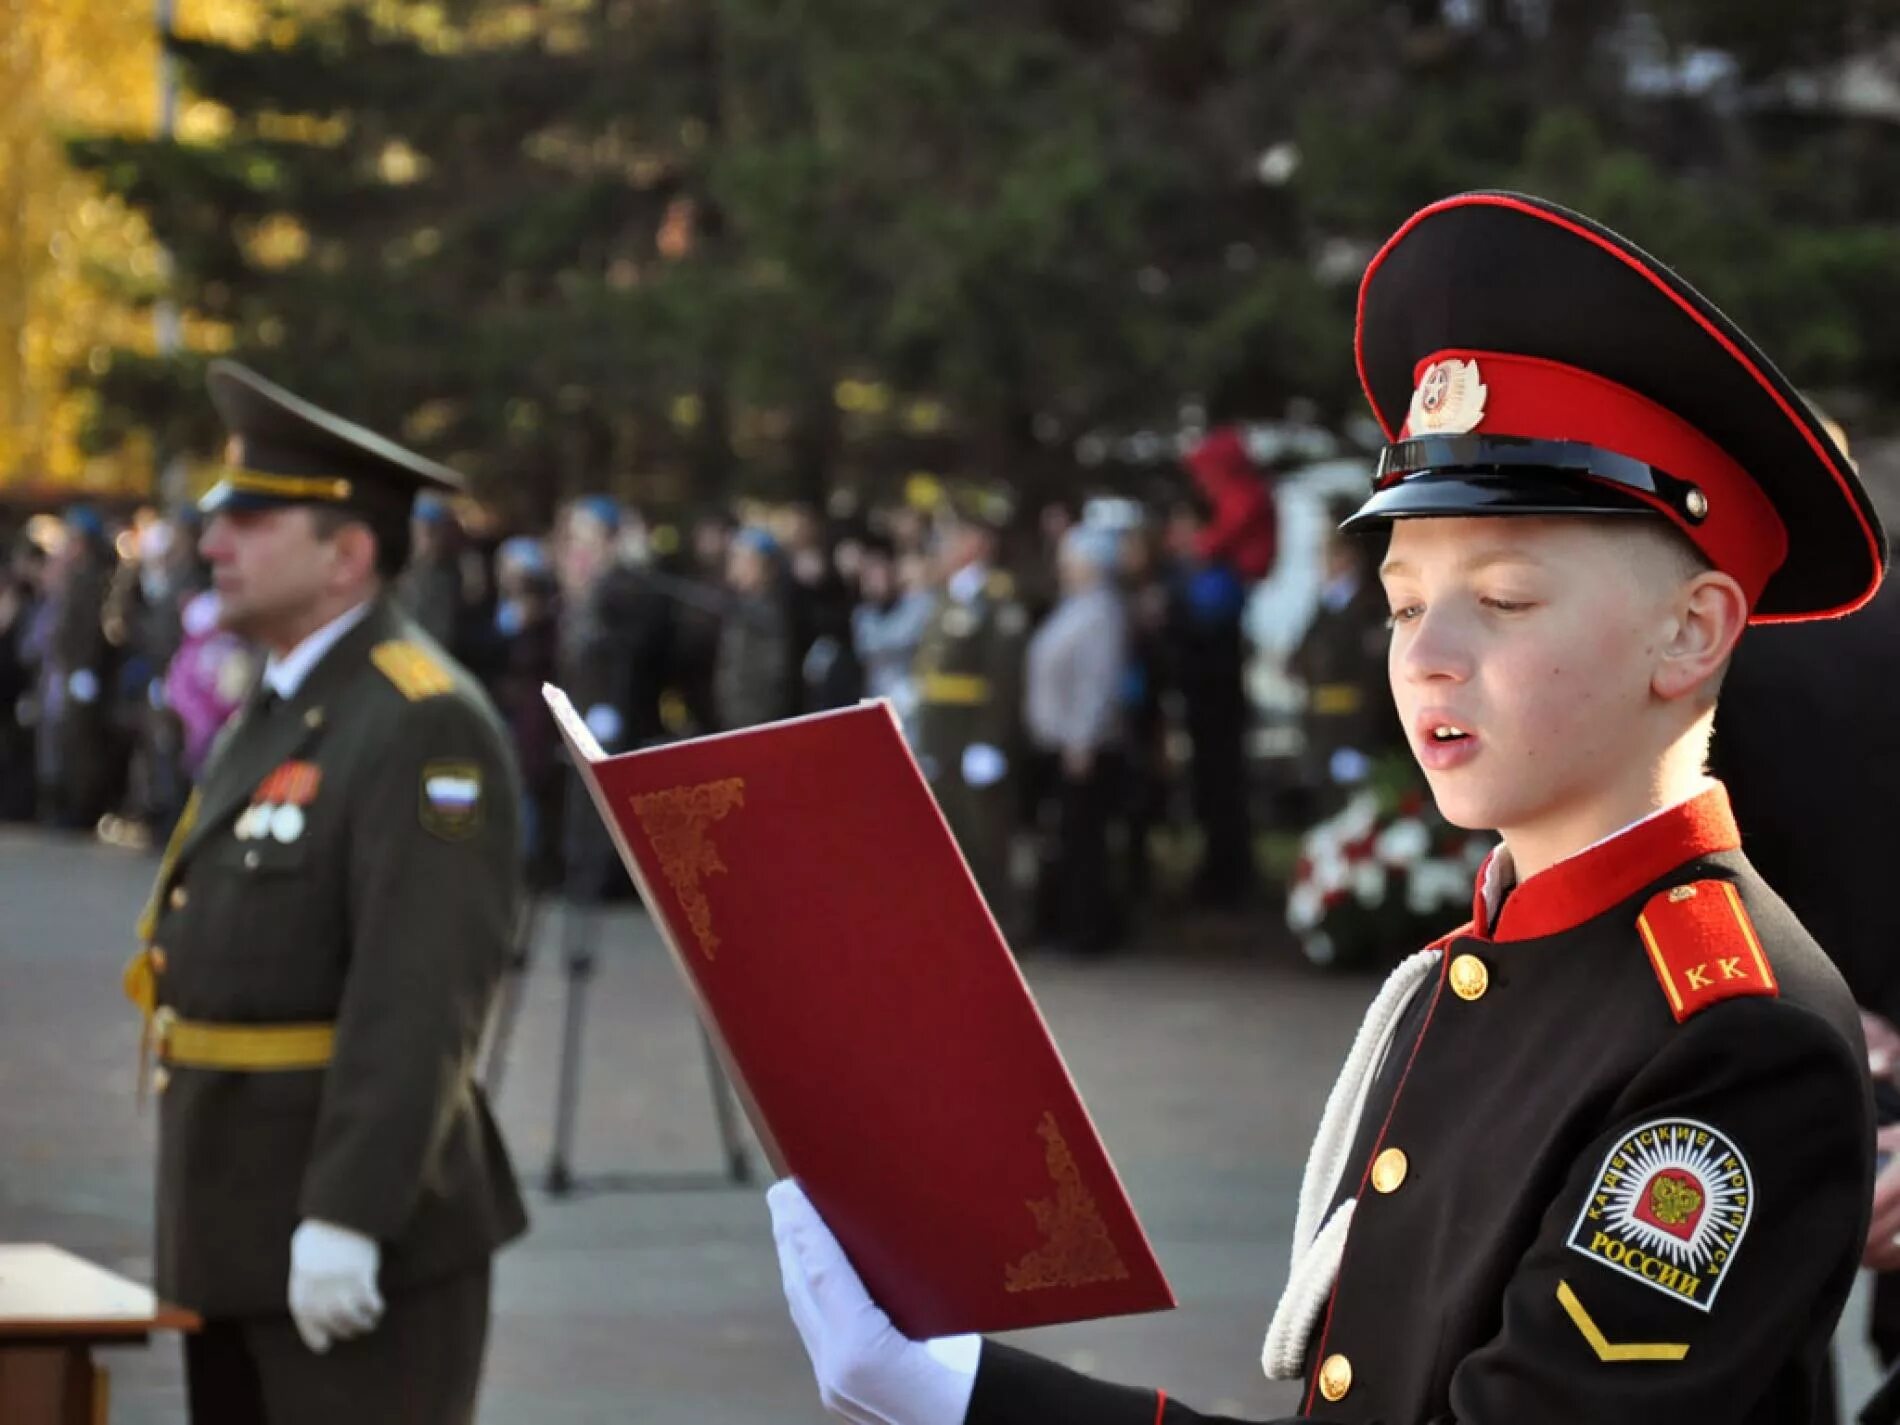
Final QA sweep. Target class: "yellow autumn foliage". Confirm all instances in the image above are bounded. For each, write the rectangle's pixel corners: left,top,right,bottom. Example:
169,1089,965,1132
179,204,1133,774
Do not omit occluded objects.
0,0,260,498
2,0,569,499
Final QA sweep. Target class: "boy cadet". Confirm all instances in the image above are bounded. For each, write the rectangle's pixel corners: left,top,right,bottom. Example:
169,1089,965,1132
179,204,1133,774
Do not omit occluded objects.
766,191,1885,1423
123,361,527,1424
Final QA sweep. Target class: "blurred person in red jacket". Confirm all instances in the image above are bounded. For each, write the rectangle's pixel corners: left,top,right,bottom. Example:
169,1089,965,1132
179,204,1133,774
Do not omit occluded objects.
1160,427,1277,909
1183,425,1277,582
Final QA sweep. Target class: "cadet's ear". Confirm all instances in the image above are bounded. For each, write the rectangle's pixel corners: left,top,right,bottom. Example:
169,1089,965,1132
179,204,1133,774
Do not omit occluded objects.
1653,571,1748,702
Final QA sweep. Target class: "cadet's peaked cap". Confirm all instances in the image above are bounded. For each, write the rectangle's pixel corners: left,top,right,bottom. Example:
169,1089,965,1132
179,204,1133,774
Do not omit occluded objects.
1345,191,1887,623
201,359,465,523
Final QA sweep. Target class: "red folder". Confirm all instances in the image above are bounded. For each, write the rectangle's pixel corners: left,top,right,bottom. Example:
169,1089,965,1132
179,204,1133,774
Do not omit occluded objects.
544,687,1175,1337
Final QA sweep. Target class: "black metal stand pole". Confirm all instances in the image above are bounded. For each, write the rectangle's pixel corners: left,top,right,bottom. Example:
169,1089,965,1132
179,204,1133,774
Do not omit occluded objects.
543,898,596,1197
698,1026,752,1185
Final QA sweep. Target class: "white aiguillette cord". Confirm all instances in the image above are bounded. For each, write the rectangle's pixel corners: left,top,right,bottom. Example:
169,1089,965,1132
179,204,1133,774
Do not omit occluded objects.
1261,947,1441,1380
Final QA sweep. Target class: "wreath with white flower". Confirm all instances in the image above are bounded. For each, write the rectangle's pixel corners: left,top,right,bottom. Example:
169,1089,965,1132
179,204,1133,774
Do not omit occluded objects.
1286,758,1493,971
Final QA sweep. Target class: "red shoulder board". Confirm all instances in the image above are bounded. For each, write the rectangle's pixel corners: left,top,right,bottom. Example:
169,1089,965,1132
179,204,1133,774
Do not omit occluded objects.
1636,880,1780,1023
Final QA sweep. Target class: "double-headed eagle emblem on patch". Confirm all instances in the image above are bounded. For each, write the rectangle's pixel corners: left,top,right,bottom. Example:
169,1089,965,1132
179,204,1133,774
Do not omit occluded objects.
1567,1117,1753,1312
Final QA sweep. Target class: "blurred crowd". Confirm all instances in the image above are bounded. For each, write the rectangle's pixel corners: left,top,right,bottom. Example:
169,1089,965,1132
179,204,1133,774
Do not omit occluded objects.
0,427,1408,957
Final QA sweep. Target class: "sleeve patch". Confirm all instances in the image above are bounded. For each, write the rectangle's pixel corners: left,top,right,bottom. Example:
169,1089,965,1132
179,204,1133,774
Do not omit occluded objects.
1566,1117,1754,1313
371,640,455,701
419,760,484,840
1636,879,1779,1023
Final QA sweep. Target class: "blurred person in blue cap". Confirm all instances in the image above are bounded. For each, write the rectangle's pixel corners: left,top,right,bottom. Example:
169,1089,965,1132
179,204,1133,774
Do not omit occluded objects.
555,495,676,758
555,494,676,899
484,534,564,890
715,523,796,731
1114,519,1173,908
490,534,551,646
851,534,935,745
111,510,214,841
0,529,50,820
669,509,738,733
780,502,861,714
395,489,474,659
1163,484,1256,909
1023,522,1129,954
37,502,121,830
128,360,526,1425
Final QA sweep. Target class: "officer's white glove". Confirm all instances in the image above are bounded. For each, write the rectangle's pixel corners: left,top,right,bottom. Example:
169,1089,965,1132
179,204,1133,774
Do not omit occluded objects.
288,1219,384,1354
960,743,1006,788
584,702,625,750
769,1179,980,1425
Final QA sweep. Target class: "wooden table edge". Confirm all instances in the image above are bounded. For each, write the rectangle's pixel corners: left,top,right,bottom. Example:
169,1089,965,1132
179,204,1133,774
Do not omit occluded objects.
0,1304,201,1339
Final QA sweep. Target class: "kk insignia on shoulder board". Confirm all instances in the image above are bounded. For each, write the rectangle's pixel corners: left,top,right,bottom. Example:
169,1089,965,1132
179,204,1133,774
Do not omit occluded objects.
1567,1117,1753,1312
420,761,483,840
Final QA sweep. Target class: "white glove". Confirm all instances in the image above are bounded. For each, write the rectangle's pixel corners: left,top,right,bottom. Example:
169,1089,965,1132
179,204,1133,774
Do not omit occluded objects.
768,1179,980,1425
584,702,625,749
960,743,1006,788
288,1219,384,1354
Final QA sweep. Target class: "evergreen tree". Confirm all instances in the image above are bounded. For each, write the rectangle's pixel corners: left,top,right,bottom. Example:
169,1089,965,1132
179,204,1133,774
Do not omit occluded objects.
65,1,1900,514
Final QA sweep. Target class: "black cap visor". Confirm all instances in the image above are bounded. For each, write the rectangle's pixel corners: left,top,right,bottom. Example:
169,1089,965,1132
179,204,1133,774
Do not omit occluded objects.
1341,434,1708,532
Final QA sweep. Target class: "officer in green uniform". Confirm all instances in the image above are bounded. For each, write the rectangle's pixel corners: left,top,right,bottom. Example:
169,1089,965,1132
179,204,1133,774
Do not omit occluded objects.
124,361,528,1425
911,507,1028,931
1288,503,1406,815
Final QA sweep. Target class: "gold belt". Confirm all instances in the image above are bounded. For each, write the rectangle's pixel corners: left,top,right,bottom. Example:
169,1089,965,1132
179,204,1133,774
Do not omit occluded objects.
153,1009,337,1071
921,672,990,706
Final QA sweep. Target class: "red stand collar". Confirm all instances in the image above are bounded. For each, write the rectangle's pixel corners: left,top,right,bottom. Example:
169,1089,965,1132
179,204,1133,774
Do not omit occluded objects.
1469,785,1741,943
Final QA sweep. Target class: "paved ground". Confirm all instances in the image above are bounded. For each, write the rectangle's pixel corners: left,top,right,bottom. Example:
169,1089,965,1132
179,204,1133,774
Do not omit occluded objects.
0,827,1884,1422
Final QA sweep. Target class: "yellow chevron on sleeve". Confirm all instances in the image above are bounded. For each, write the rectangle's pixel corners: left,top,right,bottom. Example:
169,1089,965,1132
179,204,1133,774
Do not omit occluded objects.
1556,1281,1689,1363
370,640,455,701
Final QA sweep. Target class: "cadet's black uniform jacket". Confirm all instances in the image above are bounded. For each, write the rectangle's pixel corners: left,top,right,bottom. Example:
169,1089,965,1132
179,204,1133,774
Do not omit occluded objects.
135,596,528,1318
970,787,1872,1423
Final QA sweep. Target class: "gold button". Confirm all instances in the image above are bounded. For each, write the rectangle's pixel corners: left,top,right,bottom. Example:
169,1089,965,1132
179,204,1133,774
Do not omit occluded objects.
149,946,168,973
168,885,188,911
1685,488,1709,521
1668,885,1697,903
243,849,261,871
1450,952,1489,1001
304,707,324,729
1318,1353,1353,1402
151,1067,171,1094
1371,1146,1409,1194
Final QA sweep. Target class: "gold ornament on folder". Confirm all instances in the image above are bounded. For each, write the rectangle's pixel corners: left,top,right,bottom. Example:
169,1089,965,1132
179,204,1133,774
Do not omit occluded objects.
1004,1111,1130,1293
632,778,747,959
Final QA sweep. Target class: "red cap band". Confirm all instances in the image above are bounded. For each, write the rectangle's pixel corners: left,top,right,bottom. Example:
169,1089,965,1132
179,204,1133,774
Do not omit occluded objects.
1396,348,1789,607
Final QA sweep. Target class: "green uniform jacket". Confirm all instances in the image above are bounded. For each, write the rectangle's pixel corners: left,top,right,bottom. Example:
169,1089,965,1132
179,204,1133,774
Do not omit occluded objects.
143,596,528,1318
911,569,1028,774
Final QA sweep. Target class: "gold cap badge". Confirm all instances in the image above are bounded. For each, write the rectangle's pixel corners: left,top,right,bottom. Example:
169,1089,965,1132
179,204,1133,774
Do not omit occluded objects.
1407,357,1488,435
